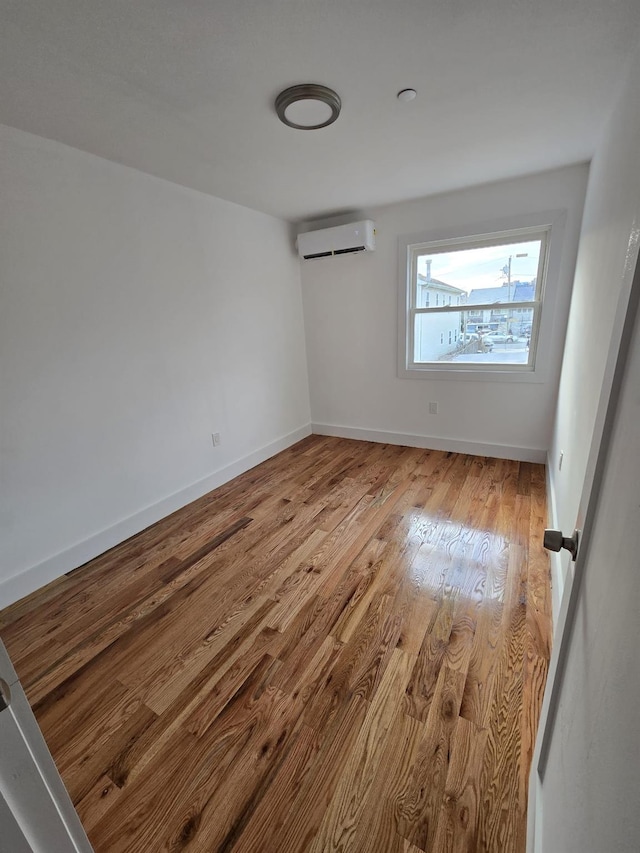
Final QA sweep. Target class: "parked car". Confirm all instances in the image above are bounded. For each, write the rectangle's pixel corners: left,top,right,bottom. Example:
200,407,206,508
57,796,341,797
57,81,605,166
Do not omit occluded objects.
484,333,514,344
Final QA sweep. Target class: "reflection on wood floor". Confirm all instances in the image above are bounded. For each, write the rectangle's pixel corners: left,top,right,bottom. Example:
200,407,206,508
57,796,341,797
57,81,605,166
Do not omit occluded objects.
0,435,551,852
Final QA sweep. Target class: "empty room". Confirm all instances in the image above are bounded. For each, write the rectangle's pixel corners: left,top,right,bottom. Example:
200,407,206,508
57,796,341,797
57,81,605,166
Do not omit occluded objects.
1,2,640,852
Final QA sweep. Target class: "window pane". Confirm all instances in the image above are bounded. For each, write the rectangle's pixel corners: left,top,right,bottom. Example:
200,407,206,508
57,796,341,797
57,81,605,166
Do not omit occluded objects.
413,311,534,365
415,239,541,326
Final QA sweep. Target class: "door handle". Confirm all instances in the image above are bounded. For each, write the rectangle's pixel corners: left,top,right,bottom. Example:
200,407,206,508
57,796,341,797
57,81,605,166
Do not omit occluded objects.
543,528,579,561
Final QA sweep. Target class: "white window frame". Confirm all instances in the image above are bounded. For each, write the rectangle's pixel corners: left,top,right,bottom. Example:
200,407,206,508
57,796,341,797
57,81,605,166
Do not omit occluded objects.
397,210,567,383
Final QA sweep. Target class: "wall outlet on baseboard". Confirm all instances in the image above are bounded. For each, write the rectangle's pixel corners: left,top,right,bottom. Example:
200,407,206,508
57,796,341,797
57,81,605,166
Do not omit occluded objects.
212,433,221,447
428,401,438,415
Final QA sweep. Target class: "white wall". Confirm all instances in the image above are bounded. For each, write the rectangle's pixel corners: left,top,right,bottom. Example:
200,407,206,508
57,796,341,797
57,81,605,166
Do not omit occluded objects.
300,165,588,462
548,47,640,597
0,124,311,607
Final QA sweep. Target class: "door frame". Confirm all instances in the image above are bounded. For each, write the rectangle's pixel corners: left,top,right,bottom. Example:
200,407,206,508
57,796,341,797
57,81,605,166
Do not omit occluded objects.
0,641,94,852
527,230,640,851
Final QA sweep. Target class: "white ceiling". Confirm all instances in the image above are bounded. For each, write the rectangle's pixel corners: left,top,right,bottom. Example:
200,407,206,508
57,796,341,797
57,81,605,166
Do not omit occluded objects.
1,0,639,222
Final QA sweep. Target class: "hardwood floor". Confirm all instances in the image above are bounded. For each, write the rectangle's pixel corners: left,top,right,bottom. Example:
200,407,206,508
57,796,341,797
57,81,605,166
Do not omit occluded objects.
0,436,551,852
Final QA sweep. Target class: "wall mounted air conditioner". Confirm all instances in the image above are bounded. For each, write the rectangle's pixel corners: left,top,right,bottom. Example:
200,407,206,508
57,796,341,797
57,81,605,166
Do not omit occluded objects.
296,220,376,259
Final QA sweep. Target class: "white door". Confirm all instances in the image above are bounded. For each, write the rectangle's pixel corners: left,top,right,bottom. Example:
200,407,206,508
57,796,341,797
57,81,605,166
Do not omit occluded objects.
527,250,640,851
0,641,94,853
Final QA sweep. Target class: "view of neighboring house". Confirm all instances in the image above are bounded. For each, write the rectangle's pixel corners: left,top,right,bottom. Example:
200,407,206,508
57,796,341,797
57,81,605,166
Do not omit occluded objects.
414,260,467,361
465,279,535,336
511,280,535,334
414,261,537,364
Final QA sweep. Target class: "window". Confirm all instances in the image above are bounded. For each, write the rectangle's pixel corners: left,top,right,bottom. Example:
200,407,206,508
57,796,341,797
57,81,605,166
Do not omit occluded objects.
398,220,555,381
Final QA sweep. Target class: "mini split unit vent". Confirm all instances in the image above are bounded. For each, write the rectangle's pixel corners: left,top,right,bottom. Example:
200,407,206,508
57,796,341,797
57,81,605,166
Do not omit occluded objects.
297,220,376,259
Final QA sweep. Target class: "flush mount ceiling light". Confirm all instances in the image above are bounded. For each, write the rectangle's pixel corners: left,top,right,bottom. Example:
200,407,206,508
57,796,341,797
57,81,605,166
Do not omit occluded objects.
275,84,341,130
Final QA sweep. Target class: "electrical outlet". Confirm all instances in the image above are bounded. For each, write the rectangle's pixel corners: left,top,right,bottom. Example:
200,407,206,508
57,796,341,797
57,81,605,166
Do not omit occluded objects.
558,450,564,470
212,433,221,447
428,401,438,415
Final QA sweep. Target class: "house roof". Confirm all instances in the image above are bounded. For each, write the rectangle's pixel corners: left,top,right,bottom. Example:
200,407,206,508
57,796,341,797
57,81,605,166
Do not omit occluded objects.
1,1,639,220
466,281,535,305
417,275,466,296
514,281,536,301
466,284,511,305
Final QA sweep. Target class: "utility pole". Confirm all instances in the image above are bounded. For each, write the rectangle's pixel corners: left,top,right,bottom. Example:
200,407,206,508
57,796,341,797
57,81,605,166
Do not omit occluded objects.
502,256,512,302
502,252,528,335
501,257,512,335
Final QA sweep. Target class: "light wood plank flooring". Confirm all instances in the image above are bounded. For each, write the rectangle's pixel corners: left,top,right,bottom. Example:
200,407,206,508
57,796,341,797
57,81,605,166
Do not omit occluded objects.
0,436,552,852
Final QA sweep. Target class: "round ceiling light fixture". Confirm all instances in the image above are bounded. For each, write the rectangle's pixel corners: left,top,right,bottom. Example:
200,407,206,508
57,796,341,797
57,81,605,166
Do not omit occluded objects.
275,84,341,130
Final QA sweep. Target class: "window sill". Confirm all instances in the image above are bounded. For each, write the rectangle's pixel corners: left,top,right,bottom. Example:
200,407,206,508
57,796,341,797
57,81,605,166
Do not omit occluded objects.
398,364,546,383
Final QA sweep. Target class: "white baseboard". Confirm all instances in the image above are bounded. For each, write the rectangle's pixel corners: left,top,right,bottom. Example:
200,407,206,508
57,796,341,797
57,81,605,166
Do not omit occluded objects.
545,452,564,631
312,422,547,464
0,424,312,610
